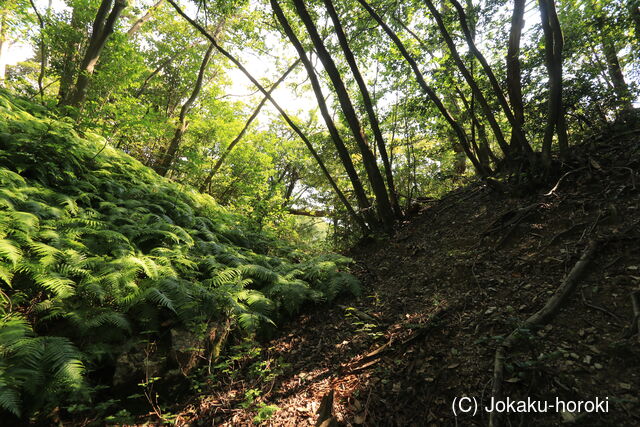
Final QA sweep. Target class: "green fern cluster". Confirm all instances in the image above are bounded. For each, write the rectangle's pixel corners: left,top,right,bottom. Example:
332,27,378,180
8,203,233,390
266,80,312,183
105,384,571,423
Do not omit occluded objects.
0,92,360,419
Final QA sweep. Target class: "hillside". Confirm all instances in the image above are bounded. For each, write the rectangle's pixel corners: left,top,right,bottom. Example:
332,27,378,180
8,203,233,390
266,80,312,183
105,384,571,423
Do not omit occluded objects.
175,129,640,426
0,92,360,422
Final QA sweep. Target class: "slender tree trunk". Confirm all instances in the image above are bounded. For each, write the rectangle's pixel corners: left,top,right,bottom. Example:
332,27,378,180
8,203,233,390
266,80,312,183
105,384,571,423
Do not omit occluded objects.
322,0,402,218
199,59,300,191
63,0,127,107
291,0,395,231
539,0,568,166
155,42,215,177
457,87,493,171
57,7,84,103
597,19,633,113
422,0,509,156
449,0,530,156
28,0,47,98
271,0,379,229
506,0,528,155
167,0,369,233
356,0,487,176
127,0,164,36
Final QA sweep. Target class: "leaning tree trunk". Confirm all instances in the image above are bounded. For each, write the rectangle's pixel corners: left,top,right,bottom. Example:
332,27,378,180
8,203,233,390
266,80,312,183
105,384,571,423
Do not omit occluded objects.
596,18,634,114
271,0,379,230
63,0,127,108
322,0,402,218
356,0,487,177
422,0,510,156
292,0,395,231
154,42,215,177
167,0,369,233
199,59,300,192
127,0,164,36
506,0,527,154
448,0,530,156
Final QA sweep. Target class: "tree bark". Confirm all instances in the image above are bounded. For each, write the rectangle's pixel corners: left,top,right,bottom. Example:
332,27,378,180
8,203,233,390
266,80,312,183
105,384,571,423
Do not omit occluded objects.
63,0,127,107
506,0,527,153
539,0,568,166
271,0,379,229
322,0,402,218
596,18,634,113
167,0,368,233
291,0,395,232
155,42,215,177
356,0,487,176
449,0,530,155
422,0,509,156
199,59,300,191
57,7,84,102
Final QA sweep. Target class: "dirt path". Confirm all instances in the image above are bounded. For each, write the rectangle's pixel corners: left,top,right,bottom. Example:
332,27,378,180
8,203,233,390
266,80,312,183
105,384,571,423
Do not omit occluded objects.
180,135,640,426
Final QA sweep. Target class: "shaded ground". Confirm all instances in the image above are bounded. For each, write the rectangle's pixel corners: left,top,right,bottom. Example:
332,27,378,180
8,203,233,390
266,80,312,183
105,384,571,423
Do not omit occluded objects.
177,131,640,426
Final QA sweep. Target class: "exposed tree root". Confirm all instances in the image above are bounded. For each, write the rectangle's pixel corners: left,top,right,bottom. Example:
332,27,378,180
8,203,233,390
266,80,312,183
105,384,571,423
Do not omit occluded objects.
489,240,598,427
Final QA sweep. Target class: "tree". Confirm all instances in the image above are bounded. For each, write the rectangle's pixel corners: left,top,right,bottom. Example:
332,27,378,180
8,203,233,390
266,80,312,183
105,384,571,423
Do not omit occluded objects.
61,0,127,107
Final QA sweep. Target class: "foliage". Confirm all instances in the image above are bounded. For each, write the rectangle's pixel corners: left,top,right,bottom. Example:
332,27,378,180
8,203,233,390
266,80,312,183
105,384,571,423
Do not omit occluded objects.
0,91,359,419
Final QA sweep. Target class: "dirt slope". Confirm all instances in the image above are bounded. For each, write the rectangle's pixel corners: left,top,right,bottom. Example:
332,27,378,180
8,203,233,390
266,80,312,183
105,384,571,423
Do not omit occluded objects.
180,131,640,426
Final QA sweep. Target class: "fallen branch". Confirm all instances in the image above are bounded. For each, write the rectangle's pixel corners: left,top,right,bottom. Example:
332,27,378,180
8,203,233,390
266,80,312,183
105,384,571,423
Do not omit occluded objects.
341,308,448,375
489,240,598,427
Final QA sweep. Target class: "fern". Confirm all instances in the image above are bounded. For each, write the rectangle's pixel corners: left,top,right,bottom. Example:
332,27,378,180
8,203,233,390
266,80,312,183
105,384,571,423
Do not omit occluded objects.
0,92,362,419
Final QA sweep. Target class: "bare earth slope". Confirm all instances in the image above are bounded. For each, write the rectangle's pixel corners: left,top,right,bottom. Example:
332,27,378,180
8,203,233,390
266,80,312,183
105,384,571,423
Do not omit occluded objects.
182,131,640,426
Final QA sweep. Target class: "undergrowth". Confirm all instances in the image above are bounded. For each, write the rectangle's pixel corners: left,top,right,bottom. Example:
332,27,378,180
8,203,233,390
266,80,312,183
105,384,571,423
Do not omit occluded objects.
0,92,360,421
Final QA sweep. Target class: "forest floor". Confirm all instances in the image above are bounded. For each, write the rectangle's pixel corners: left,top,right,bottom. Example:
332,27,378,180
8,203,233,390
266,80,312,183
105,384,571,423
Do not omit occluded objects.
176,131,640,426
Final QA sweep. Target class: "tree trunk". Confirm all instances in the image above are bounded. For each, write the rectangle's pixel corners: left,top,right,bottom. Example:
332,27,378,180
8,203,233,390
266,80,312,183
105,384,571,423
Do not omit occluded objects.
270,0,379,230
127,0,164,36
57,7,84,103
506,0,527,154
291,0,395,232
422,0,509,156
322,0,402,218
167,0,368,233
539,0,568,166
28,0,47,99
597,18,634,113
449,0,530,156
356,0,487,177
457,87,493,171
199,59,300,191
62,0,127,107
155,42,215,177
